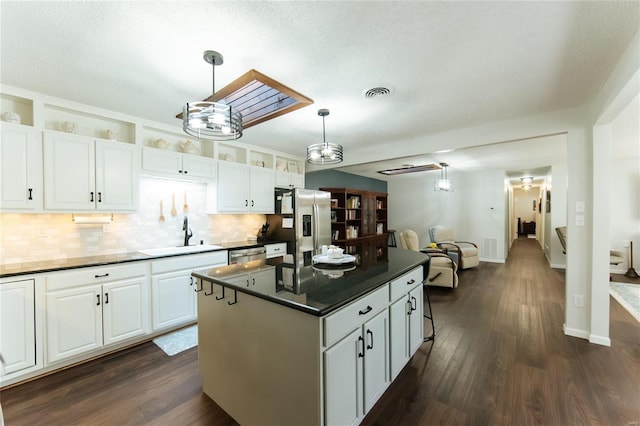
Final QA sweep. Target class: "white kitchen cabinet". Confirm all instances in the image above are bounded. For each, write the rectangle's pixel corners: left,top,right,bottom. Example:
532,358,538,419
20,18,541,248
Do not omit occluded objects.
324,308,389,426
389,267,424,379
43,131,139,211
275,171,304,189
46,283,103,363
265,242,287,259
150,251,227,331
323,284,390,425
0,279,36,376
102,278,149,346
0,124,41,210
216,161,275,213
45,263,148,364
142,147,216,179
151,271,196,330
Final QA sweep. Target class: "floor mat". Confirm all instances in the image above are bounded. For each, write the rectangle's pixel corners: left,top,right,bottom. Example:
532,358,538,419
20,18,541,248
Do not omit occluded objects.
152,325,198,356
610,282,640,322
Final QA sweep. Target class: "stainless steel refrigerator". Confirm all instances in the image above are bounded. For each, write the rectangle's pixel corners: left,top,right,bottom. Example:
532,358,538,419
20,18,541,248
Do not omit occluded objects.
267,188,332,294
267,188,332,255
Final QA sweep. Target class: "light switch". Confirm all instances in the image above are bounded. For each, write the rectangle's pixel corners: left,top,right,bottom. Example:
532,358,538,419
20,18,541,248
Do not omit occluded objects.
576,214,585,226
576,201,585,213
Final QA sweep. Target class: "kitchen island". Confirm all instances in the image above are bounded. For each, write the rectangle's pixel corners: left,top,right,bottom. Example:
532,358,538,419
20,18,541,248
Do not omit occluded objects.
192,248,430,426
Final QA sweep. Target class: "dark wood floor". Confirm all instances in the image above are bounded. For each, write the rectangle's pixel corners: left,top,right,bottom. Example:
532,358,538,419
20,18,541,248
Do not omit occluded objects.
2,238,639,425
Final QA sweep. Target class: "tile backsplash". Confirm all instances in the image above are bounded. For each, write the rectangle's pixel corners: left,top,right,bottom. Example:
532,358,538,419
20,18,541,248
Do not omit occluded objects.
0,177,267,264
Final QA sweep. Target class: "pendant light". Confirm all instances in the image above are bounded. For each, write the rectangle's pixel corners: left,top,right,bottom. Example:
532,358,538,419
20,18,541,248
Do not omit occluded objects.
183,51,243,140
434,162,454,192
306,109,343,165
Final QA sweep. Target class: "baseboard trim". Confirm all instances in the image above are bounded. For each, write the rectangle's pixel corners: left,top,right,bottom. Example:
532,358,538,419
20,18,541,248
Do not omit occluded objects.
563,324,589,340
589,334,611,347
479,258,505,264
550,263,566,269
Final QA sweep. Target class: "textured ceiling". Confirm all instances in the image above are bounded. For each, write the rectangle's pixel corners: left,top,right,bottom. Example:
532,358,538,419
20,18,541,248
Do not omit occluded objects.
1,1,638,179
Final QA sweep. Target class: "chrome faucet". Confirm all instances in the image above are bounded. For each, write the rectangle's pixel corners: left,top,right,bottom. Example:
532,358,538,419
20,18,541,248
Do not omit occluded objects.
182,216,193,246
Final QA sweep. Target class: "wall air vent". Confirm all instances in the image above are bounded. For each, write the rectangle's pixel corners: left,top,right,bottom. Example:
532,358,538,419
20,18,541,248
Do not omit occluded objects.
377,163,442,176
178,69,313,129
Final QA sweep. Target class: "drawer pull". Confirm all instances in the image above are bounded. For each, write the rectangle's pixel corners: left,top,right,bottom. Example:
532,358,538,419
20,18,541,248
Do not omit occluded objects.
94,273,110,278
358,305,373,315
407,278,416,285
366,329,374,350
358,336,365,358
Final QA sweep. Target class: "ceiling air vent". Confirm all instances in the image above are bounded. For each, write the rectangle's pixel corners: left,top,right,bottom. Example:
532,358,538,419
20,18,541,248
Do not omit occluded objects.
377,163,441,176
364,86,393,99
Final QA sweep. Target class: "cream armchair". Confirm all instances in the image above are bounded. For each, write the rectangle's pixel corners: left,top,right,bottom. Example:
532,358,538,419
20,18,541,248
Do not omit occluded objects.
399,229,458,289
428,225,479,269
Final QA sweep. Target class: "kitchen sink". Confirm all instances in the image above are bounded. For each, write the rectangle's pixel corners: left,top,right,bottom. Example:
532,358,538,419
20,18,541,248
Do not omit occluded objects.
138,244,223,256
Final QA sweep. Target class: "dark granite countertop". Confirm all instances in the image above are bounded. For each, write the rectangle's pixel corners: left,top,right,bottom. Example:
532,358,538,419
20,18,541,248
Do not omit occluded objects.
0,240,285,278
192,247,430,317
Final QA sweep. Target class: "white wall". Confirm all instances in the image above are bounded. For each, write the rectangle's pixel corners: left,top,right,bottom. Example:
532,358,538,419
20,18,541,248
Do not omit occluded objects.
548,163,568,268
389,169,506,262
513,188,537,224
388,171,462,248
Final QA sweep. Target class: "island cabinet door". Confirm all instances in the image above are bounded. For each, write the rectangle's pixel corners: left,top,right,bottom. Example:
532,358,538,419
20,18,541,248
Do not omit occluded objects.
408,285,424,356
389,296,410,379
363,309,390,413
324,328,363,426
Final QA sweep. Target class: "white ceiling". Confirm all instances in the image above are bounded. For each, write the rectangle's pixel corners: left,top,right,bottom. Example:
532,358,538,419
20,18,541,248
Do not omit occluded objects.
1,1,638,181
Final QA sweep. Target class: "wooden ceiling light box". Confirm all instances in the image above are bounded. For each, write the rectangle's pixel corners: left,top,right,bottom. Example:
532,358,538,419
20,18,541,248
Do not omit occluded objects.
177,69,313,129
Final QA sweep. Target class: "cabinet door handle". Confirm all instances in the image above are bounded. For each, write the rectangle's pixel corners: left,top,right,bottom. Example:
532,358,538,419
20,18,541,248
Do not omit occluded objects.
94,273,110,278
411,296,417,312
90,191,94,202
366,329,374,350
96,294,100,306
189,276,193,286
179,170,183,174
358,336,365,358
252,277,256,286
28,188,33,200
105,292,109,304
251,200,254,207
184,170,188,174
407,278,416,285
246,279,250,287
407,300,412,316
358,305,372,315
245,200,248,207
98,192,102,203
